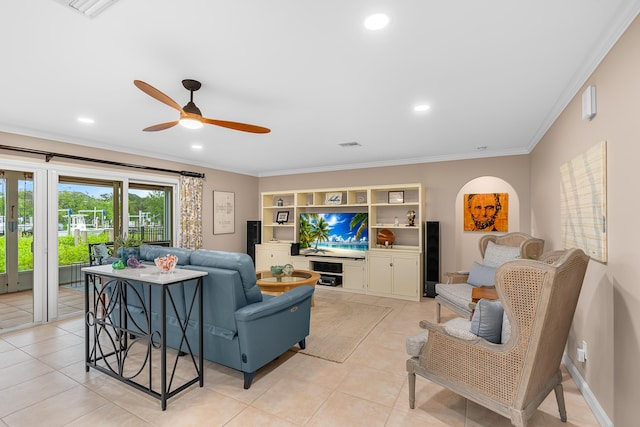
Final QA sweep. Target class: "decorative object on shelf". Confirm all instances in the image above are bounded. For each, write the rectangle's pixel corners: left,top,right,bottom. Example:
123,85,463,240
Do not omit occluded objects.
356,194,366,204
213,190,235,234
388,190,404,204
377,228,395,247
407,209,416,226
270,265,284,275
276,198,284,206
155,255,178,273
276,211,289,224
394,216,399,226
283,263,294,275
325,192,343,205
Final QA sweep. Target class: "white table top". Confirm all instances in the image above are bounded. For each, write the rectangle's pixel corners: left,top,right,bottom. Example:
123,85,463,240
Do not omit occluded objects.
82,264,207,284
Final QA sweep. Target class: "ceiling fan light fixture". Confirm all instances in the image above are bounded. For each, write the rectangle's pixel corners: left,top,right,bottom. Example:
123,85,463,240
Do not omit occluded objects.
179,117,203,129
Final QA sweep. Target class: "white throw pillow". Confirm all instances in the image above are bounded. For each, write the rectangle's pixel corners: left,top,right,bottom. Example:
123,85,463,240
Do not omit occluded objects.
483,241,521,267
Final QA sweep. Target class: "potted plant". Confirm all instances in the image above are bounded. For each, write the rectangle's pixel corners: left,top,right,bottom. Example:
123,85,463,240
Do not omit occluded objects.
115,233,142,262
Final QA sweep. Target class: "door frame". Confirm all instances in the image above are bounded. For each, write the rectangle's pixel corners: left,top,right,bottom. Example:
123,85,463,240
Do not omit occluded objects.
1,157,179,323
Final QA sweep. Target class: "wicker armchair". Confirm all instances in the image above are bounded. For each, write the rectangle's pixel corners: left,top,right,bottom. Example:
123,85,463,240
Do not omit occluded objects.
408,249,589,426
435,232,545,322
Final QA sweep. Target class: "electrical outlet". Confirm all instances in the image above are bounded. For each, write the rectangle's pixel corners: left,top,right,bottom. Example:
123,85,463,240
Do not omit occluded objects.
576,340,588,362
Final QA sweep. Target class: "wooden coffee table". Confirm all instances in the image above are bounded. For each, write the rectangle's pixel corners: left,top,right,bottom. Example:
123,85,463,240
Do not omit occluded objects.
470,286,499,315
256,270,320,305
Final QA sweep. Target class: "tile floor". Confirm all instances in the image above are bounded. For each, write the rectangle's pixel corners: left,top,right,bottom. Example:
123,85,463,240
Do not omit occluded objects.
0,287,599,426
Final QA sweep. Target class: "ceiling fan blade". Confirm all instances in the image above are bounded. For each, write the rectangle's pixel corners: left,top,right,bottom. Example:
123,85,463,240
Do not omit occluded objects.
202,117,271,134
134,80,183,112
143,121,179,131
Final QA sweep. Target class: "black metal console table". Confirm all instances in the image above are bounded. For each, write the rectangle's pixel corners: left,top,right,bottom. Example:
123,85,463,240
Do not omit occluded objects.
82,264,207,410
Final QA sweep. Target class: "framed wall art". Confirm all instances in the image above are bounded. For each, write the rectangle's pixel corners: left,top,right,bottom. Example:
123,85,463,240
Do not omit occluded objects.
463,193,509,232
213,190,235,234
560,141,607,262
388,191,404,204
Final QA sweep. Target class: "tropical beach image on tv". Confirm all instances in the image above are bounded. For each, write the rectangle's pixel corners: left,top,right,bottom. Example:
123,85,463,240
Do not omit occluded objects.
299,212,368,258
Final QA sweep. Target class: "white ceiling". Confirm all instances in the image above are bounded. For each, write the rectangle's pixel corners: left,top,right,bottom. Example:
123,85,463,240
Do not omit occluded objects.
1,1,639,177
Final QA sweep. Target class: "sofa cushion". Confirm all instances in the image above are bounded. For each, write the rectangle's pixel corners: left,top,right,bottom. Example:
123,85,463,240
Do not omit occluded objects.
139,244,192,265
467,262,496,287
483,241,521,267
470,298,504,344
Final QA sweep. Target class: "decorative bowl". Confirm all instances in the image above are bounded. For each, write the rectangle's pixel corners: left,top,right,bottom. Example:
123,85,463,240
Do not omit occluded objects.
155,255,178,273
377,228,396,246
270,265,284,275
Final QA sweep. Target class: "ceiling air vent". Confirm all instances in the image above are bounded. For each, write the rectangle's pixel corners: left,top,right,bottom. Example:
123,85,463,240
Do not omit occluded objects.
55,0,119,18
338,142,362,148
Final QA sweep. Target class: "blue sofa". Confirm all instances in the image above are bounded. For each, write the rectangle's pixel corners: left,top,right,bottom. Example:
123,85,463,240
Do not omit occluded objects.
111,244,314,389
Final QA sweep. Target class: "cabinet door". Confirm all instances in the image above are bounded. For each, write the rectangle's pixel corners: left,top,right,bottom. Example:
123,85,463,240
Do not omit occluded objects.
392,253,420,298
343,261,365,291
367,253,392,294
255,244,291,271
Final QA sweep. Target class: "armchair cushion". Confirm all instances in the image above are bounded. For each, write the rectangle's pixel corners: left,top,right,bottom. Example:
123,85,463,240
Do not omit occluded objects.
483,241,521,267
470,298,504,343
406,318,476,357
467,262,496,287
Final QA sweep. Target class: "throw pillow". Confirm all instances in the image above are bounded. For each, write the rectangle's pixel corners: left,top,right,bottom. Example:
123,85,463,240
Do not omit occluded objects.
467,262,496,287
483,241,521,268
92,243,109,264
470,298,504,344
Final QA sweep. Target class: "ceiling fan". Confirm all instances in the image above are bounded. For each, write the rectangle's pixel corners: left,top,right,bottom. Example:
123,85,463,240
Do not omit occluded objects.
133,79,270,134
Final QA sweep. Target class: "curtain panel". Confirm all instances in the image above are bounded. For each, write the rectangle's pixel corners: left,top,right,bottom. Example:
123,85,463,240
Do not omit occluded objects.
179,176,203,249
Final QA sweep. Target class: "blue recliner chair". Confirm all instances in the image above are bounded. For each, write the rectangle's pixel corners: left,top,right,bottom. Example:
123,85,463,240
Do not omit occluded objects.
182,250,314,389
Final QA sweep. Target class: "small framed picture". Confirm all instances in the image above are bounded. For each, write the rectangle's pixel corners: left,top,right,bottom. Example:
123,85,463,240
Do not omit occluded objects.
388,191,404,204
325,192,342,205
276,211,289,224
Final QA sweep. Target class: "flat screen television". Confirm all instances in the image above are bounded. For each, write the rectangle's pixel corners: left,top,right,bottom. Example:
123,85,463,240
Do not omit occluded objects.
299,212,368,258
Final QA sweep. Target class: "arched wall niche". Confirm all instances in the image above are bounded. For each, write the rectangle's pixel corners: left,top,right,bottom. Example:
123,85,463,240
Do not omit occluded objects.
455,176,520,269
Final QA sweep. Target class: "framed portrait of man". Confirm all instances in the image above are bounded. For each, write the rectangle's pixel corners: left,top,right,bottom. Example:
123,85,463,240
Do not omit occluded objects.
463,193,509,232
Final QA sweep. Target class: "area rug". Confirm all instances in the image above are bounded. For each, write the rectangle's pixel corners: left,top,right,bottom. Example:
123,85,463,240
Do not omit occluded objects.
298,296,392,363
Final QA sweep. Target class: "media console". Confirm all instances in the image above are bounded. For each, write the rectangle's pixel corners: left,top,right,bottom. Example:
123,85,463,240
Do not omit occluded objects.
257,184,425,301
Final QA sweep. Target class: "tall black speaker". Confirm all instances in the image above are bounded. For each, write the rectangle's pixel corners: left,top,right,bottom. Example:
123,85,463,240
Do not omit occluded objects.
247,220,261,264
424,221,440,297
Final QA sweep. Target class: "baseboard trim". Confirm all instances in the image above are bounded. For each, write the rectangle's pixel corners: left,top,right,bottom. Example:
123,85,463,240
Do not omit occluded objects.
562,353,612,427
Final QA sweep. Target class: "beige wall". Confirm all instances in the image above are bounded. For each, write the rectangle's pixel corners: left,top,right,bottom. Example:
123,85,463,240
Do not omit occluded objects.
6,16,638,422
531,15,640,426
259,155,531,276
0,131,259,253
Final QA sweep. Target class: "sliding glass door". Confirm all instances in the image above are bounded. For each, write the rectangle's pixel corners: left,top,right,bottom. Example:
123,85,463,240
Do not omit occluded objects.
0,170,35,330
56,177,122,318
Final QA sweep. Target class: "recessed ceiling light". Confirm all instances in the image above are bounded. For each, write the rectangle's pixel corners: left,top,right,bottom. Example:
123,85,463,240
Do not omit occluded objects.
414,104,430,112
77,117,95,124
364,13,389,30
191,144,203,150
